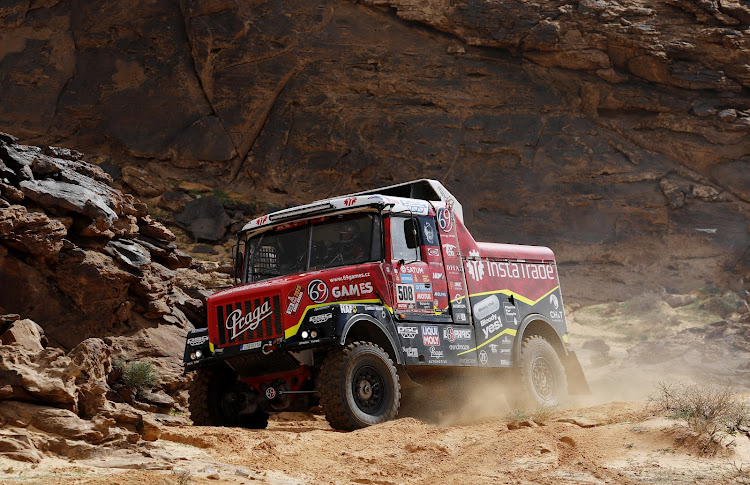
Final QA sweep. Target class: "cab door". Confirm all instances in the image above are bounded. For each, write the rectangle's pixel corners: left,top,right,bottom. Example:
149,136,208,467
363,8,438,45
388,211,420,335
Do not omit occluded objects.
386,215,434,318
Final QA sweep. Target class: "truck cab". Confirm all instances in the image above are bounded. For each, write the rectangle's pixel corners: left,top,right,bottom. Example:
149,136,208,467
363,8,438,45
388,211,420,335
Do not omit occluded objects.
184,179,588,430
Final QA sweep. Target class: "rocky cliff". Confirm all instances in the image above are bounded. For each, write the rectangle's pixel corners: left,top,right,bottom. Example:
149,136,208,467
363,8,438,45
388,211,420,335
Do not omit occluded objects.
0,0,748,302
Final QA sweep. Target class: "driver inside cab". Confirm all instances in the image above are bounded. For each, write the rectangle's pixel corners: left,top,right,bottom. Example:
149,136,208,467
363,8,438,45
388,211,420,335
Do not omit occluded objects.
338,222,367,264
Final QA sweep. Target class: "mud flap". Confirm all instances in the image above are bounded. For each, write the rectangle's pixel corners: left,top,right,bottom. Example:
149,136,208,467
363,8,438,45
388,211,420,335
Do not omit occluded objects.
565,351,591,395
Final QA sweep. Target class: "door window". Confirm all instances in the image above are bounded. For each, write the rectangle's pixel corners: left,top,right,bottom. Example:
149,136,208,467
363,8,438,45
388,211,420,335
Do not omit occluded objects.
391,216,421,262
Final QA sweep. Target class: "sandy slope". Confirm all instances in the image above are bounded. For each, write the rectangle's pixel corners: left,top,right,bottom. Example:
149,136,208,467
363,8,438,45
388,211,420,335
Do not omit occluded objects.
1,400,748,485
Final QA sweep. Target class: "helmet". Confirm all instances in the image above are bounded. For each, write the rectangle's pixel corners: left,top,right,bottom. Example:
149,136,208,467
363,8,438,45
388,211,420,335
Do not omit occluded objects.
339,222,358,241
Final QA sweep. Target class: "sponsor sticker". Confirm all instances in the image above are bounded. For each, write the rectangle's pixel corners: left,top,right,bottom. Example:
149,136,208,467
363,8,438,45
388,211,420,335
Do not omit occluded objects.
416,301,434,310
443,326,471,342
187,335,209,346
424,223,435,244
479,350,488,365
307,279,329,303
489,344,498,353
403,347,418,358
466,260,484,281
332,281,374,298
429,346,444,358
340,304,357,314
432,273,445,280
225,301,273,340
309,313,333,324
399,274,414,284
401,266,425,274
437,207,453,233
428,248,440,257
473,295,500,320
398,326,419,339
329,272,371,283
443,244,456,257
503,302,519,326
414,283,432,292
286,285,304,315
422,325,440,346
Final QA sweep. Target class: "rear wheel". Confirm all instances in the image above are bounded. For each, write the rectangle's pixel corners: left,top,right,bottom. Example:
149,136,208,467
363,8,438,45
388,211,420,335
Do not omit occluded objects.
518,336,567,408
319,342,400,430
188,367,269,429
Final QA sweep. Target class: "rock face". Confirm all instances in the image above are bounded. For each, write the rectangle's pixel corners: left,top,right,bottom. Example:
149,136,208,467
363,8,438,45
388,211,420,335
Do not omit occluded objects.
0,136,209,349
0,0,748,300
0,318,169,462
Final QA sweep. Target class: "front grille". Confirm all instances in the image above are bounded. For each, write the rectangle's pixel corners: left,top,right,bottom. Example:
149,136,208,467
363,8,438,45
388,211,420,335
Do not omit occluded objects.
217,294,282,346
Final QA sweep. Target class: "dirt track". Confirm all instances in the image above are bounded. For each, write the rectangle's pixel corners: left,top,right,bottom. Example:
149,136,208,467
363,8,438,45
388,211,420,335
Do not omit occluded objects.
2,296,748,485
1,399,748,485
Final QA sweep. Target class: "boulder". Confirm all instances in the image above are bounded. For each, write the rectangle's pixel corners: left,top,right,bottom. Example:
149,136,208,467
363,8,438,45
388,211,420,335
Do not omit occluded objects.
0,401,104,443
174,196,231,241
0,433,45,463
0,318,46,351
0,344,79,411
0,205,67,257
105,239,151,271
20,179,118,228
68,339,113,417
121,166,170,197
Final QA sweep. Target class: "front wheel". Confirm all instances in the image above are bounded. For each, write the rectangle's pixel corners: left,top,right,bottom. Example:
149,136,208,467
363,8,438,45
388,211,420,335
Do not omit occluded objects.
518,336,568,408
319,341,400,430
188,367,269,429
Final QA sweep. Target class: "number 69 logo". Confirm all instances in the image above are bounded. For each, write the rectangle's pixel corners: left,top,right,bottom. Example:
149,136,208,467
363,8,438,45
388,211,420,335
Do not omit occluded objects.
307,279,329,303
437,207,453,233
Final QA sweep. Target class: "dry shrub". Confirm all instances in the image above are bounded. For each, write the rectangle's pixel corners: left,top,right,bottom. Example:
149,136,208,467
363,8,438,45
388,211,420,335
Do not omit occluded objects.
122,360,159,391
650,382,750,454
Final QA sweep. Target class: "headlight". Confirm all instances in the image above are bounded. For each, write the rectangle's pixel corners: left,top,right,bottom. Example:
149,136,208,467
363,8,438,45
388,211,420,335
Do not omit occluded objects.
301,330,309,339
310,330,318,338
190,352,196,360
195,350,203,359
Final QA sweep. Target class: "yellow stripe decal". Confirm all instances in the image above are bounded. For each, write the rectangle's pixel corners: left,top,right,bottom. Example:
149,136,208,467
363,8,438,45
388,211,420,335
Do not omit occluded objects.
563,334,569,344
285,299,382,338
457,328,517,355
467,285,559,307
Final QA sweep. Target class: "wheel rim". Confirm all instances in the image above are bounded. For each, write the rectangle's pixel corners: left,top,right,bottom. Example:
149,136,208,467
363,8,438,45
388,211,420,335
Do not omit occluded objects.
351,365,385,414
531,356,556,400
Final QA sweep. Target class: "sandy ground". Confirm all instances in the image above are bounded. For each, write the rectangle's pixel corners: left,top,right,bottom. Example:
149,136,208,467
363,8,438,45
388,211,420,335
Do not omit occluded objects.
1,401,748,485
2,295,748,485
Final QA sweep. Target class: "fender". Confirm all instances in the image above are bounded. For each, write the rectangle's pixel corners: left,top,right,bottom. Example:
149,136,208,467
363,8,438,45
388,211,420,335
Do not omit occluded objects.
339,312,404,365
514,312,568,364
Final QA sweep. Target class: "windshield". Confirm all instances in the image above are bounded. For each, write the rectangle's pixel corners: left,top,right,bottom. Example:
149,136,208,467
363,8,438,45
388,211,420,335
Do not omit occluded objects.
245,213,381,282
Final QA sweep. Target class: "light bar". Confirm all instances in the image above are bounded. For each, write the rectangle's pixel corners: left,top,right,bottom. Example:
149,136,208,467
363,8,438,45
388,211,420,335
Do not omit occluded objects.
268,202,334,222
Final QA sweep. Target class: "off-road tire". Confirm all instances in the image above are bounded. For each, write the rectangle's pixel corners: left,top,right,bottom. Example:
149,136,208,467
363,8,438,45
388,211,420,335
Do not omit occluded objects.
188,367,269,429
518,335,567,408
319,341,400,431
188,368,215,426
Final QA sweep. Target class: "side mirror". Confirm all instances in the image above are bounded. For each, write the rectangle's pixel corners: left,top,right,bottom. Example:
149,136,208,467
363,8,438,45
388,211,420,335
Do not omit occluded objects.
404,219,419,249
233,240,245,285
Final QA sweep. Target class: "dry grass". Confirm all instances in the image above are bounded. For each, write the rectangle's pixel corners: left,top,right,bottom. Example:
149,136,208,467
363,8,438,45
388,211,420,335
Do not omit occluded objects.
650,382,750,454
122,360,159,391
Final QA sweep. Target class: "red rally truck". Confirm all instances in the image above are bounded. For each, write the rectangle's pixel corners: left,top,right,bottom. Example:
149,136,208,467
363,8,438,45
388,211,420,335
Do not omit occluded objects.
184,179,589,430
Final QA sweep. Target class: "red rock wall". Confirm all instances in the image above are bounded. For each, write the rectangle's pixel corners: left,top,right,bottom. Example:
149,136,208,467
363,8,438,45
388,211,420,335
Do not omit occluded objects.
0,0,748,302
